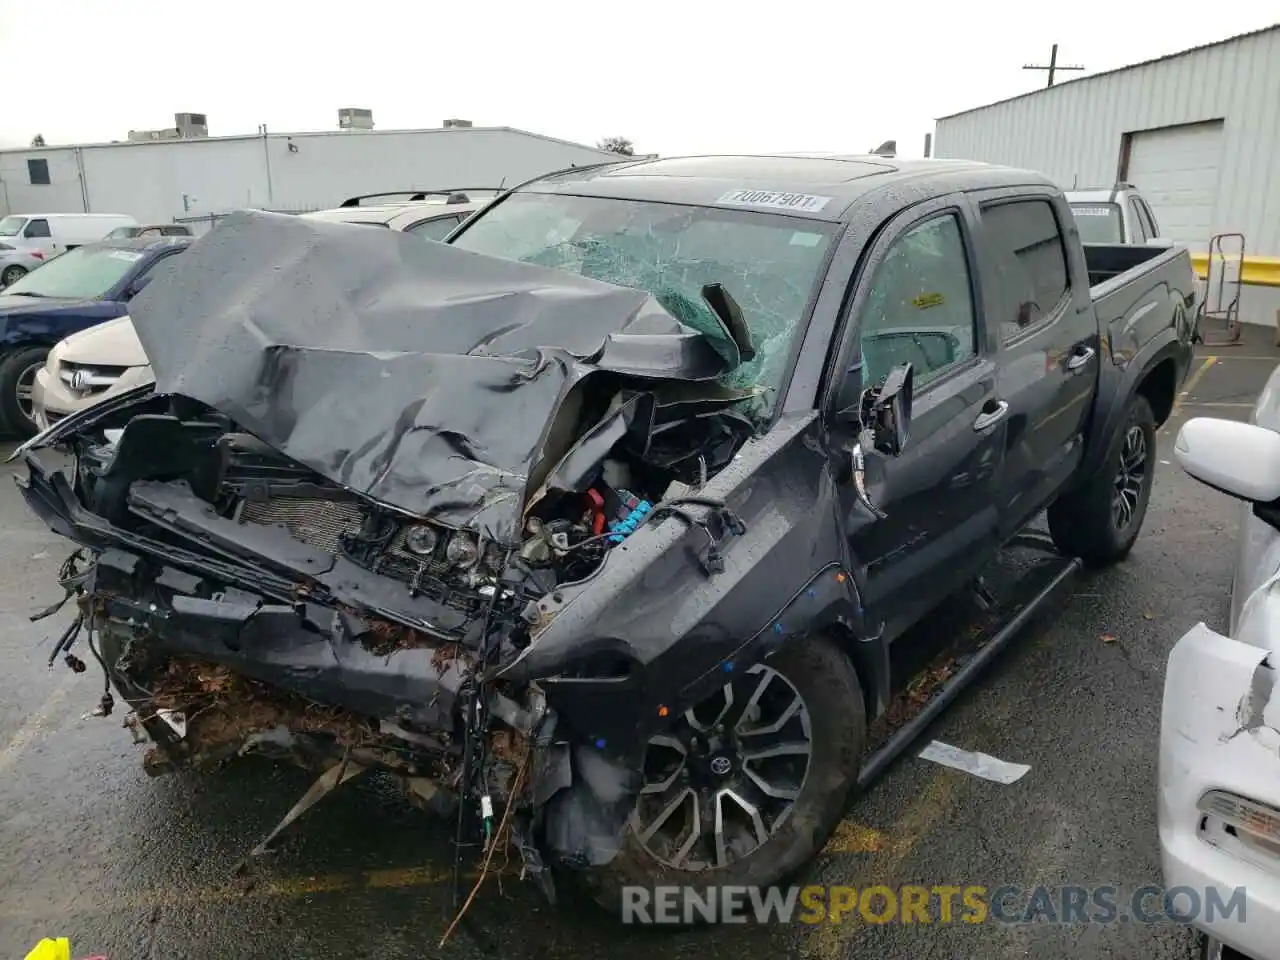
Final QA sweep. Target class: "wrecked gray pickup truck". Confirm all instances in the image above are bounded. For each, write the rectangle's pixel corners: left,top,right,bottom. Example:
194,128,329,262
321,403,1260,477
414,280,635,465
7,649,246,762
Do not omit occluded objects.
13,154,1195,918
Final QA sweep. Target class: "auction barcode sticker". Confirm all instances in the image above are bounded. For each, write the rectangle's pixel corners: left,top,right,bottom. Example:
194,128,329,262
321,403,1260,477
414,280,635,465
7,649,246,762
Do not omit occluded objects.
1071,206,1113,217
717,189,833,213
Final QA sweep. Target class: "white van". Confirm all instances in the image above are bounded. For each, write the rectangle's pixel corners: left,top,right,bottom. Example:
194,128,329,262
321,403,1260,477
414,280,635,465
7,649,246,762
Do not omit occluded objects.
0,213,138,259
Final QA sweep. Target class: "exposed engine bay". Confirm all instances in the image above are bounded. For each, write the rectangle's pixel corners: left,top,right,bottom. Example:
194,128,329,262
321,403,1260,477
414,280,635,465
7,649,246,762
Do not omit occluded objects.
15,209,769,911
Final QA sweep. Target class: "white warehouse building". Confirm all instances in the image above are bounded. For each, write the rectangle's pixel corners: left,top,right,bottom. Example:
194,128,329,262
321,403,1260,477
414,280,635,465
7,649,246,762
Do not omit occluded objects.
933,24,1280,325
0,116,625,232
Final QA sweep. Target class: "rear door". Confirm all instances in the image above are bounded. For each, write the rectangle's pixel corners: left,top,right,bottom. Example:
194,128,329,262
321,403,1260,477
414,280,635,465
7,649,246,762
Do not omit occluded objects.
833,194,1007,640
972,192,1097,538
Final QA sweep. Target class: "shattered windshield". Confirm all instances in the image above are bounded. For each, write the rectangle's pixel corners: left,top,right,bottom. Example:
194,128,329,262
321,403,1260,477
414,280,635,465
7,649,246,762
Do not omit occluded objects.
449,192,837,418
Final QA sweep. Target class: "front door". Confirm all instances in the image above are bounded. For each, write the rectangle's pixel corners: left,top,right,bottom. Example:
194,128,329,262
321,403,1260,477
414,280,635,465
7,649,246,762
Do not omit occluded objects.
834,198,1007,642
971,192,1097,537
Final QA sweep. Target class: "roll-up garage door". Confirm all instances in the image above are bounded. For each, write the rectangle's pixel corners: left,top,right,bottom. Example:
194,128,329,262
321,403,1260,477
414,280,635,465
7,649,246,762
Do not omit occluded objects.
1124,120,1224,250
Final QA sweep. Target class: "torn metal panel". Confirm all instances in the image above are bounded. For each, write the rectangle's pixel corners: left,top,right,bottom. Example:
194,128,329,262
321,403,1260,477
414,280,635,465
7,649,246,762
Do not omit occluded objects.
123,210,746,542
542,744,642,868
91,549,471,735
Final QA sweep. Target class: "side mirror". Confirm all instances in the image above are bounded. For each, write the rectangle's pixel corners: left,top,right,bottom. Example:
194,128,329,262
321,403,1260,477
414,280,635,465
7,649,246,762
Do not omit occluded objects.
1174,418,1280,502
833,362,915,456
863,363,914,456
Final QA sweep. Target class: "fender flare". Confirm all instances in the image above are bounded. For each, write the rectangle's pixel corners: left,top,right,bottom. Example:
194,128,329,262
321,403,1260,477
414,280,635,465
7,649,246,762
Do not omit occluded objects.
676,561,888,724
1075,325,1188,486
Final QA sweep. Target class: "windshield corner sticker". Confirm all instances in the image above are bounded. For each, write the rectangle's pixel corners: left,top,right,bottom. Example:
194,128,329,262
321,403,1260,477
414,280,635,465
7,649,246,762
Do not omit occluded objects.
789,231,824,247
1071,207,1113,217
718,189,833,213
107,250,144,262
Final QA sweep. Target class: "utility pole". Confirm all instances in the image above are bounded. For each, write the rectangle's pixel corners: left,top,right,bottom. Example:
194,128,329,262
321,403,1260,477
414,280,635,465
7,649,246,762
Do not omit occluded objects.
1023,43,1085,87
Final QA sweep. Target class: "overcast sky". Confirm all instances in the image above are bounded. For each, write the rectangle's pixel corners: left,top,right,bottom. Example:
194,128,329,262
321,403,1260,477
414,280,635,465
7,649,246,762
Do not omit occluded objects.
1,3,1275,156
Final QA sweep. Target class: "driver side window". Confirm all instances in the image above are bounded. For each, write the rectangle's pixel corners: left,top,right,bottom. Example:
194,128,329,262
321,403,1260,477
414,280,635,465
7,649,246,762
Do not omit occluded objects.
857,214,977,388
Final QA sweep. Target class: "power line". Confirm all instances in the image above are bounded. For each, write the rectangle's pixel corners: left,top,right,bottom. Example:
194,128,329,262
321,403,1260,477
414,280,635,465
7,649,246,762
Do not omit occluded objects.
1023,43,1085,87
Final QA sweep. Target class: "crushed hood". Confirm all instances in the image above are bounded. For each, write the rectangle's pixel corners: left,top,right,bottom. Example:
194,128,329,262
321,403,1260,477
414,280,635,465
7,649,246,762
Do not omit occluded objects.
126,209,750,542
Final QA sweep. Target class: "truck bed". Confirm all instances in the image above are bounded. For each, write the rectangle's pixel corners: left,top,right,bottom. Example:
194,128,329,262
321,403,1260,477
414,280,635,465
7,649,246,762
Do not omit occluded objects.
1085,242,1197,357
1083,242,1173,288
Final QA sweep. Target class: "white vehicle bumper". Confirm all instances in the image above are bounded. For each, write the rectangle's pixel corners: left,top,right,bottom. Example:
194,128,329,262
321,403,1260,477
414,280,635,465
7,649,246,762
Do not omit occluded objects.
1160,621,1280,959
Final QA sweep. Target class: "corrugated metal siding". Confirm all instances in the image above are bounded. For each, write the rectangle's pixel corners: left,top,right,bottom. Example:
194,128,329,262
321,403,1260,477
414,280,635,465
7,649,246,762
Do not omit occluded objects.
934,27,1280,256
0,129,621,226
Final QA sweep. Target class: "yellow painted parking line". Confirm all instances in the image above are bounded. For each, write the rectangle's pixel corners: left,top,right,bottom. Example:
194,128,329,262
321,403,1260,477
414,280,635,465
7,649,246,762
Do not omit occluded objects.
364,865,454,889
821,821,887,854
805,770,962,959
0,863,509,920
1173,356,1216,412
0,677,73,777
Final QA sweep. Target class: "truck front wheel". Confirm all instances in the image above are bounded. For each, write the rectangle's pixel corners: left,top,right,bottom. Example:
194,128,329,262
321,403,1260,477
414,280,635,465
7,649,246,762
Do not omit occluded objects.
1048,393,1157,567
579,635,866,922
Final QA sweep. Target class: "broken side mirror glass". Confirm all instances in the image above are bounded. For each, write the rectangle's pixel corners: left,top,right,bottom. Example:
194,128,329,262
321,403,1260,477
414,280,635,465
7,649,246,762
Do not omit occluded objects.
862,362,913,457
832,362,914,519
834,362,914,456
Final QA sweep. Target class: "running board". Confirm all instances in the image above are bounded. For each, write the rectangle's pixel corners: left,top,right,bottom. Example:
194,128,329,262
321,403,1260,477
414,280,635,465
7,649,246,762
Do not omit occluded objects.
856,553,1082,789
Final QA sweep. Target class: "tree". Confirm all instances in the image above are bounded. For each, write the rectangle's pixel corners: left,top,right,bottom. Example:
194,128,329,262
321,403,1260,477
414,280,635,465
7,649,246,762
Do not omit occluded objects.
597,136,635,156
30,133,45,147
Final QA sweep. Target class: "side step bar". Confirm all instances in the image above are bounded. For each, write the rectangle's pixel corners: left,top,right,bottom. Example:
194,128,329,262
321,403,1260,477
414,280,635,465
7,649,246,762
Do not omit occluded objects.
856,549,1082,789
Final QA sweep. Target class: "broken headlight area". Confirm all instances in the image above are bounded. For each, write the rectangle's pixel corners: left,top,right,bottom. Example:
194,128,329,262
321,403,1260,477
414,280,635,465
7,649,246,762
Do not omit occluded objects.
51,385,753,641
20,385,751,902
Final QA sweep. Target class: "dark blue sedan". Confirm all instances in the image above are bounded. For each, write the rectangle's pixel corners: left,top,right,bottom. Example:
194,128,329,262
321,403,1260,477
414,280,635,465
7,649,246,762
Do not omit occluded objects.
0,235,191,436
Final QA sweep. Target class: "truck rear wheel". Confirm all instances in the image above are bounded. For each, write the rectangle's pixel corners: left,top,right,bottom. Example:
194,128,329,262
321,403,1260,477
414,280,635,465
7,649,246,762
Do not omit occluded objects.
577,634,865,923
1048,393,1156,567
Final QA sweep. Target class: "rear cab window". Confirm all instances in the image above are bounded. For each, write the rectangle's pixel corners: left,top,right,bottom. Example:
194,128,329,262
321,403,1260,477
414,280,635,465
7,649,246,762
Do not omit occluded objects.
980,199,1071,341
1068,202,1124,244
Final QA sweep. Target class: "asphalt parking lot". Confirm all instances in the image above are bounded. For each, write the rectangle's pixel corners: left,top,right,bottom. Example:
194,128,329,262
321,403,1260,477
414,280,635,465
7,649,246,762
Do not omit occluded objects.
0,321,1275,960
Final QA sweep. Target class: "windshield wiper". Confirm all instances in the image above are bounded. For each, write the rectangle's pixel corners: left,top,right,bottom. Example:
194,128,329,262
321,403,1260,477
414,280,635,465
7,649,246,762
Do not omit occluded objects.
8,291,46,298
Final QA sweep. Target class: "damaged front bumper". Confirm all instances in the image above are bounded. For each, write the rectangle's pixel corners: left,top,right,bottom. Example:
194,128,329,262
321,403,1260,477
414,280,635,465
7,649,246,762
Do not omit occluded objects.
1159,622,1280,958
17,453,645,889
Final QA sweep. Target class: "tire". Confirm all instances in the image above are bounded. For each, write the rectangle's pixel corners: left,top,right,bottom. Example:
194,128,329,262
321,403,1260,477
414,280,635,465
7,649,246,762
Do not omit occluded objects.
1047,393,1156,567
0,345,51,439
577,634,866,923
1,264,27,288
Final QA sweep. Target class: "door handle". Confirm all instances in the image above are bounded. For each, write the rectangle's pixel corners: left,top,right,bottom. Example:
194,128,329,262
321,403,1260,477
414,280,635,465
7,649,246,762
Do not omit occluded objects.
973,400,1009,431
1066,346,1096,372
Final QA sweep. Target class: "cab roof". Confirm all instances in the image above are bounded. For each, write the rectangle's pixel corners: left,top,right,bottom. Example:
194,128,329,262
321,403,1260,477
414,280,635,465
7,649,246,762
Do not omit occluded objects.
519,154,1056,222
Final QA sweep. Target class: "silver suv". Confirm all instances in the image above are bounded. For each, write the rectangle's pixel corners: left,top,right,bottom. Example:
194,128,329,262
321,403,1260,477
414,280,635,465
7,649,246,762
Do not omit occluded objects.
1065,183,1166,246
305,189,502,239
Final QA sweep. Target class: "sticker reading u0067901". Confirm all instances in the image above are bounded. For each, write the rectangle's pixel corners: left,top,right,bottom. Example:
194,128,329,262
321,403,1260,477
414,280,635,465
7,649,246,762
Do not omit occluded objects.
717,189,833,213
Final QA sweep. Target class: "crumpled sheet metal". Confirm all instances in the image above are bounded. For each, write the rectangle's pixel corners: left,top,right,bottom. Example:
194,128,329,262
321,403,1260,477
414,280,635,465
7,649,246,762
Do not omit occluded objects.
128,210,736,542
